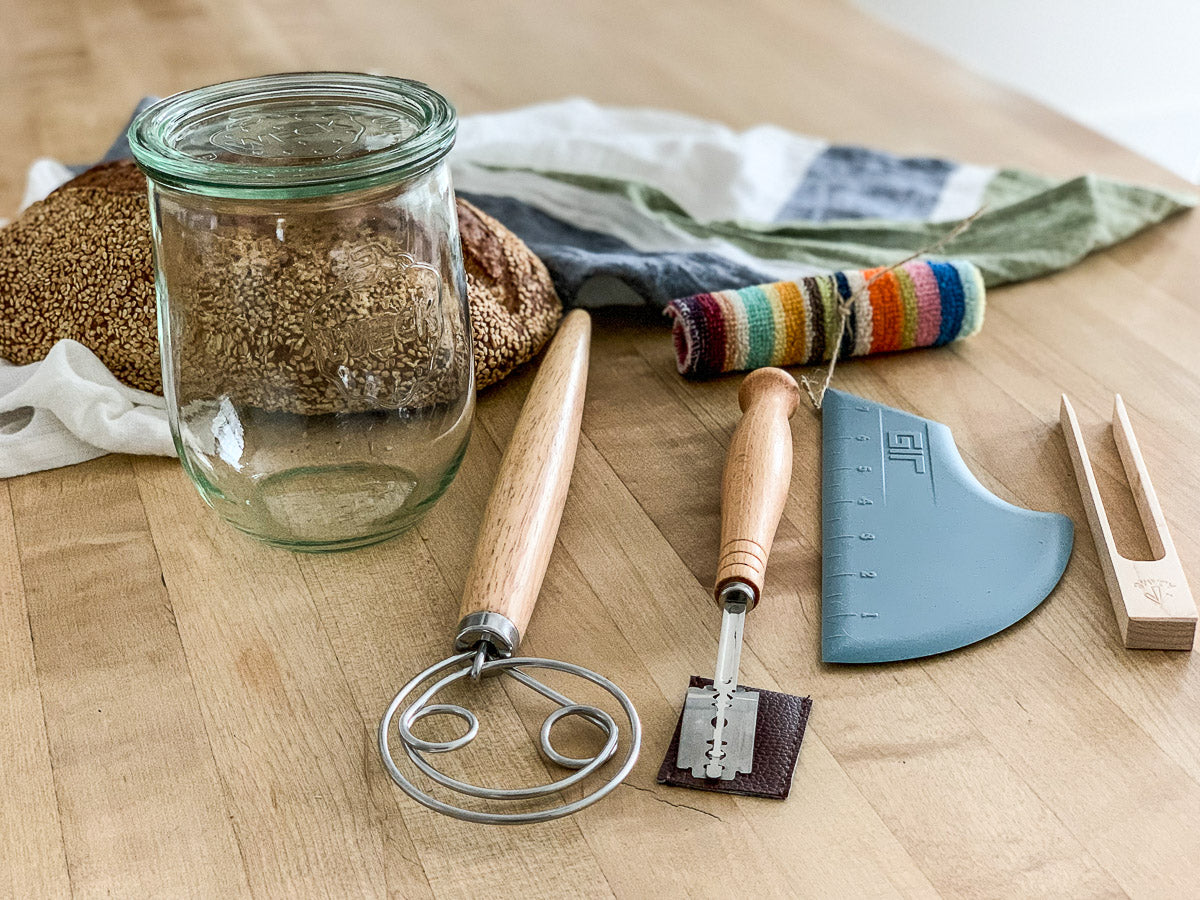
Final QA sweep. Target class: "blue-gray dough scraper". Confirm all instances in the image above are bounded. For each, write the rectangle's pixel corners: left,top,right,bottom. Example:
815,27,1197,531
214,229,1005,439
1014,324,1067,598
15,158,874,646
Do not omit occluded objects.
822,389,1073,663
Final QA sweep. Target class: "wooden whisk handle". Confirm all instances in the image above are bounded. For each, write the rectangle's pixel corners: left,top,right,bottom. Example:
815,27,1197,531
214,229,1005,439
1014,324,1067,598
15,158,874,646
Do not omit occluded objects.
456,310,590,651
714,367,800,609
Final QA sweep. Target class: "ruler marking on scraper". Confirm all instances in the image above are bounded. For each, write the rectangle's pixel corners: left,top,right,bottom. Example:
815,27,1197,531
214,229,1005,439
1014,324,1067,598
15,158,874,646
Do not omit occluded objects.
876,407,887,501
924,423,936,502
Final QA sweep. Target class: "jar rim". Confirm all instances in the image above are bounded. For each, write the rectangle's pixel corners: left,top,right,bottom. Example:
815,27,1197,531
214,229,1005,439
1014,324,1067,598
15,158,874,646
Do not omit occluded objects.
128,72,457,199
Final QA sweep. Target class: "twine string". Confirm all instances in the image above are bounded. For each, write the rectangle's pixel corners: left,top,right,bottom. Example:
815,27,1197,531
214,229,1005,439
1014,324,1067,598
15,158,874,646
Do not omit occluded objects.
800,206,985,411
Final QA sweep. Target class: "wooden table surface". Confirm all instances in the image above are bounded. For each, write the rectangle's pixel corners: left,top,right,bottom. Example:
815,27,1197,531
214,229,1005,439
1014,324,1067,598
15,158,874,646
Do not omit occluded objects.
5,1,1200,897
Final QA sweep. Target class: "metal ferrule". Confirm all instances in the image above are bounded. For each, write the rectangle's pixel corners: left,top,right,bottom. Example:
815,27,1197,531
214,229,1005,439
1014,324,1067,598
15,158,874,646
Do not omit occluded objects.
453,611,520,657
718,581,754,612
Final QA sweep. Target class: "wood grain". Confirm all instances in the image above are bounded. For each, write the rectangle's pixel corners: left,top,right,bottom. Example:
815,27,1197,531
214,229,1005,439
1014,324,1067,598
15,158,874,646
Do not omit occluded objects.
129,456,395,897
0,482,70,900
8,458,249,898
3,0,1200,896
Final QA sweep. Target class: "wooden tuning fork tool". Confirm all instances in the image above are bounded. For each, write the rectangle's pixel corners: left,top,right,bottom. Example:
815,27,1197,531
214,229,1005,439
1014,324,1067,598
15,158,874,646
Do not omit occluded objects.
1061,394,1197,650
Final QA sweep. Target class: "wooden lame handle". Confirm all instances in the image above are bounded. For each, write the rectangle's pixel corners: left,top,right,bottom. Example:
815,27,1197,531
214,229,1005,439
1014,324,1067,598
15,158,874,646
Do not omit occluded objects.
714,368,800,609
457,310,591,644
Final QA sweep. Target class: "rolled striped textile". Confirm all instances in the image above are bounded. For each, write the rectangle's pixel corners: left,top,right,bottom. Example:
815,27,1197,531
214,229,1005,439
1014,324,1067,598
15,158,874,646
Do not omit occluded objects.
665,259,985,378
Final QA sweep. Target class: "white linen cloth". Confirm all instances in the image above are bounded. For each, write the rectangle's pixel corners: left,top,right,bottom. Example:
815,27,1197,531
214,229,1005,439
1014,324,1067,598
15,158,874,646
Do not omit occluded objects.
0,342,172,477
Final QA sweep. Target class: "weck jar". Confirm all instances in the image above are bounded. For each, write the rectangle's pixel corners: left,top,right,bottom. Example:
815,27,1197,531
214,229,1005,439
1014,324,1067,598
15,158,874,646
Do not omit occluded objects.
129,73,474,551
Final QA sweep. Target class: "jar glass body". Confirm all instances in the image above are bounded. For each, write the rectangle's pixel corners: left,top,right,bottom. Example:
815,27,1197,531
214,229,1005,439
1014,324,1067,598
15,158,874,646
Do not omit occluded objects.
136,76,473,551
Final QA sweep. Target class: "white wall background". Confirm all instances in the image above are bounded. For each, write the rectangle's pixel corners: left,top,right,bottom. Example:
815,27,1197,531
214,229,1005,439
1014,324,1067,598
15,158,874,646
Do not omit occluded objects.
855,0,1200,181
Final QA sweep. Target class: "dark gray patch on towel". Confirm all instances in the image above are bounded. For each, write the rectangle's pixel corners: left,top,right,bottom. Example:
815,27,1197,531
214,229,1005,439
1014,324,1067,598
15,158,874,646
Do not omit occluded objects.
776,145,955,222
459,191,775,307
100,97,159,163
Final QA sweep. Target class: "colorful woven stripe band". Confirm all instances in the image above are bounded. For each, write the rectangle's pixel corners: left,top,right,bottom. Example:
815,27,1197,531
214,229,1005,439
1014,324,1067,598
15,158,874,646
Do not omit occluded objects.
664,259,986,378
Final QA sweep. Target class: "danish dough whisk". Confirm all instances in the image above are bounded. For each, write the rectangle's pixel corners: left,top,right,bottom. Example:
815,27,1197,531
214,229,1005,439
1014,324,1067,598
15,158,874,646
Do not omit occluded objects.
378,311,641,824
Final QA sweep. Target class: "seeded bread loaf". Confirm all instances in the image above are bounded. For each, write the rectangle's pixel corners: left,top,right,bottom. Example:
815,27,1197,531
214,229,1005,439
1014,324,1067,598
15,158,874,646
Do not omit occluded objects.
0,160,561,401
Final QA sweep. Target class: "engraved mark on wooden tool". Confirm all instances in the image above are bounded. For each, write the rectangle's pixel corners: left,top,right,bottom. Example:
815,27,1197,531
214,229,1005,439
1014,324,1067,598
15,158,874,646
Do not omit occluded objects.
1135,578,1178,606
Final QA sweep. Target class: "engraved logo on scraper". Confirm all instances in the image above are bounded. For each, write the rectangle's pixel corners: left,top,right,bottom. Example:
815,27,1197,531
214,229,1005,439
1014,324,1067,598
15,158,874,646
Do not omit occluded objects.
886,430,926,474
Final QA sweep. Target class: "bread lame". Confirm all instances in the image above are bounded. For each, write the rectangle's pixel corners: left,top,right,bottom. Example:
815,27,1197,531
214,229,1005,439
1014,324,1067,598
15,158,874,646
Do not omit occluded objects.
675,368,801,780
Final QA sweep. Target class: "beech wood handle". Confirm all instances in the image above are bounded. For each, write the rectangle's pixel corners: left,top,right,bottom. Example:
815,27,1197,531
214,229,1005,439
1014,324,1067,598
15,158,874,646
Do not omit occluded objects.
457,310,591,643
714,367,800,609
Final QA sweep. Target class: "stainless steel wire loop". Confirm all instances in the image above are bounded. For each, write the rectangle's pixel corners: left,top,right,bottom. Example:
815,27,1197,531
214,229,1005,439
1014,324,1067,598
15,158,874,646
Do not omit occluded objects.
378,651,641,825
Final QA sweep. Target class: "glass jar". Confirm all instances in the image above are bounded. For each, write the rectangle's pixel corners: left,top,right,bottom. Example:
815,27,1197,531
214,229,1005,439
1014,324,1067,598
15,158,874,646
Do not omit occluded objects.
129,73,474,551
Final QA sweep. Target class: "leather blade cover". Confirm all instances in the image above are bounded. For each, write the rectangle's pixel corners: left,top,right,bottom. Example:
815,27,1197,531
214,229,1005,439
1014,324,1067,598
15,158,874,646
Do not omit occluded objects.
657,676,812,800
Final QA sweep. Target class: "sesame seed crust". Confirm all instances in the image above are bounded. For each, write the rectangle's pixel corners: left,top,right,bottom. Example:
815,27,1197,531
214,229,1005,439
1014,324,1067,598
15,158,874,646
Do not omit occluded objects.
0,160,563,407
